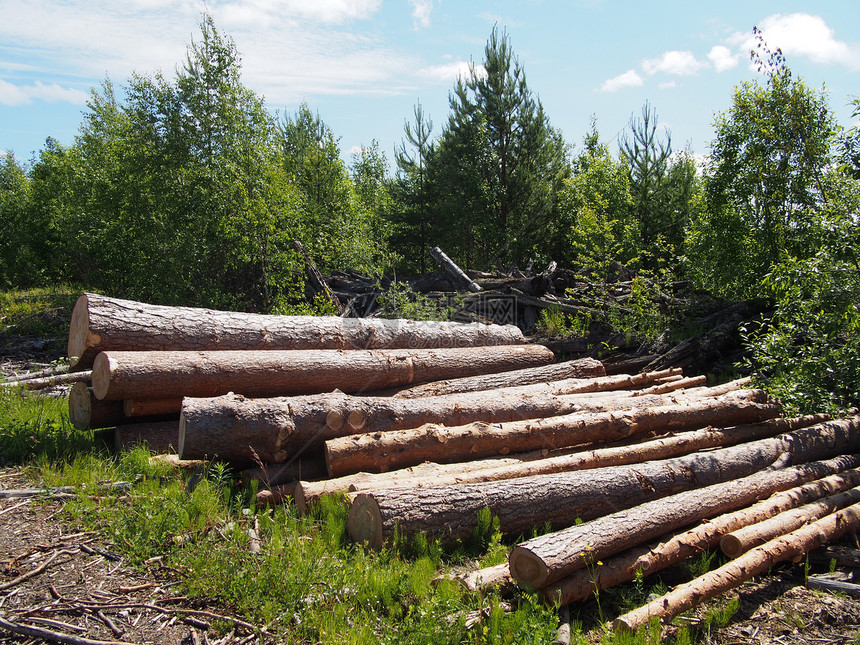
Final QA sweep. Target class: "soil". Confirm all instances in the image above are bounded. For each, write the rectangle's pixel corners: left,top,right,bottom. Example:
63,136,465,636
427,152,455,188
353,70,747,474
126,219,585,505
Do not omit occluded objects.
4,343,860,644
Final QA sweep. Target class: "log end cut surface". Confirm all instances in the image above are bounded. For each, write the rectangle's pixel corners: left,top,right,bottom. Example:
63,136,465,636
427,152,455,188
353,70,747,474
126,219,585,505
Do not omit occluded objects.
91,351,118,400
68,381,91,430
348,493,384,548
508,545,550,589
67,293,92,368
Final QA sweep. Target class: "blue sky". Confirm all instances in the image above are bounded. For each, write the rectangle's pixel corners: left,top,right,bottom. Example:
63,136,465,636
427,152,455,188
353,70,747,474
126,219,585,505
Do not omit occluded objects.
1,1,858,168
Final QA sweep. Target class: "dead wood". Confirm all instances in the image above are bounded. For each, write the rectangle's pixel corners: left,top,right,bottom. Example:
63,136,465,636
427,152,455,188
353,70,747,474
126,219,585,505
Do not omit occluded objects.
69,382,124,431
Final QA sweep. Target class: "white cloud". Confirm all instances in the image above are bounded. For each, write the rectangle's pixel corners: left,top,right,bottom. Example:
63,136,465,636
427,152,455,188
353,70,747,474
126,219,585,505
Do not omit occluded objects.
410,0,433,29
0,78,88,106
707,45,739,73
598,69,643,93
732,13,860,70
658,81,676,90
641,50,706,76
419,61,483,83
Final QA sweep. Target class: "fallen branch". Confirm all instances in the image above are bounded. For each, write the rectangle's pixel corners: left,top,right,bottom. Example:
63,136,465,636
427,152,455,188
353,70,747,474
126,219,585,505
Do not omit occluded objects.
0,616,135,645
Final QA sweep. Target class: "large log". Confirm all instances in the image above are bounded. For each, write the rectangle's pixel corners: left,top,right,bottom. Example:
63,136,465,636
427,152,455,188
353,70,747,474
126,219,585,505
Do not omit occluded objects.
613,501,860,631
91,345,554,401
67,292,525,369
719,485,860,558
178,384,764,464
114,421,180,454
542,459,860,605
325,394,779,476
509,418,860,588
391,358,606,398
68,382,124,430
347,420,860,548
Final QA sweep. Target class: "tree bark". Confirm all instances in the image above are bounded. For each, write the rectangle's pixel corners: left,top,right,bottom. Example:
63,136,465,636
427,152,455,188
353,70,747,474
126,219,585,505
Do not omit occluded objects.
69,382,124,430
720,485,860,558
91,344,553,401
114,421,180,454
347,419,860,548
541,458,860,605
332,414,826,495
612,501,860,632
123,398,184,418
509,418,860,588
325,394,778,476
67,292,524,369
391,358,606,398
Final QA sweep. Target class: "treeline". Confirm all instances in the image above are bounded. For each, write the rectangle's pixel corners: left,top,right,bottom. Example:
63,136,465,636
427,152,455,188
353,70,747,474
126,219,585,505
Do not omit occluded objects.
1,17,859,413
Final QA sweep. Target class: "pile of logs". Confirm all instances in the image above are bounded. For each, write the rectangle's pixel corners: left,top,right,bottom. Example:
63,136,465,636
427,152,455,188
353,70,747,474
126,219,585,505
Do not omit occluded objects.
59,292,860,633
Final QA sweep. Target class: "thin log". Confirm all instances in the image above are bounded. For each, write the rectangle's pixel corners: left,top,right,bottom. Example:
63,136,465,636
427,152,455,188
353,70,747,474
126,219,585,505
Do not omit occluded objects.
334,414,828,495
541,459,860,605
1,370,91,390
68,382,124,431
92,345,553,400
113,421,180,454
720,485,860,558
631,375,707,396
612,501,860,631
509,420,860,588
347,420,860,548
391,358,606,398
325,394,779,476
0,615,136,645
3,363,69,383
429,246,482,292
67,292,525,369
123,398,183,417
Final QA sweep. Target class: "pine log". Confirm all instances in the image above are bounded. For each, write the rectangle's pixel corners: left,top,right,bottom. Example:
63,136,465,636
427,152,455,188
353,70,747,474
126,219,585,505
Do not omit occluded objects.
242,456,328,489
613,501,860,631
429,246,482,292
92,345,553,401
178,381,764,464
67,292,524,369
542,459,860,605
123,398,184,417
391,358,606,398
114,421,180,454
325,394,779,475
509,419,860,588
68,382,124,430
332,414,827,496
720,486,860,558
347,420,860,548
1,370,92,390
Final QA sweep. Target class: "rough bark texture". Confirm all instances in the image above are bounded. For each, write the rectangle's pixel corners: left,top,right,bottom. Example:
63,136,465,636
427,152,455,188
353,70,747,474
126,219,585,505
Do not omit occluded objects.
720,485,860,558
509,419,860,588
178,385,764,464
335,415,826,495
391,358,606,398
542,459,860,605
68,382,124,430
123,398,184,418
325,394,779,476
613,501,860,631
113,421,180,454
68,292,525,369
347,419,860,548
91,345,553,401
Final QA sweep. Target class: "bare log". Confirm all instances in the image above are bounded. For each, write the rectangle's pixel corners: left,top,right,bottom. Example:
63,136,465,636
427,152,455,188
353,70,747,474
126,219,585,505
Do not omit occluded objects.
325,394,779,475
612,501,860,632
347,420,860,548
3,363,69,383
242,457,328,489
67,292,524,369
92,345,553,401
542,458,860,605
391,358,606,398
1,370,91,390
429,246,482,292
114,421,180,454
720,485,860,558
123,397,183,417
68,382,124,430
509,419,860,588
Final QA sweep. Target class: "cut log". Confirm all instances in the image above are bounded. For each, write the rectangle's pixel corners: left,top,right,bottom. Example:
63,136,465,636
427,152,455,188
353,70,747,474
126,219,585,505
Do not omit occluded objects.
91,345,553,401
429,246,482,293
325,394,779,476
123,398,184,418
67,292,524,369
509,420,860,588
612,501,860,631
720,485,860,558
1,370,92,390
347,420,860,548
114,421,180,454
391,358,606,398
542,458,860,605
452,563,514,592
2,363,70,383
333,414,827,495
242,457,328,489
68,382,124,430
